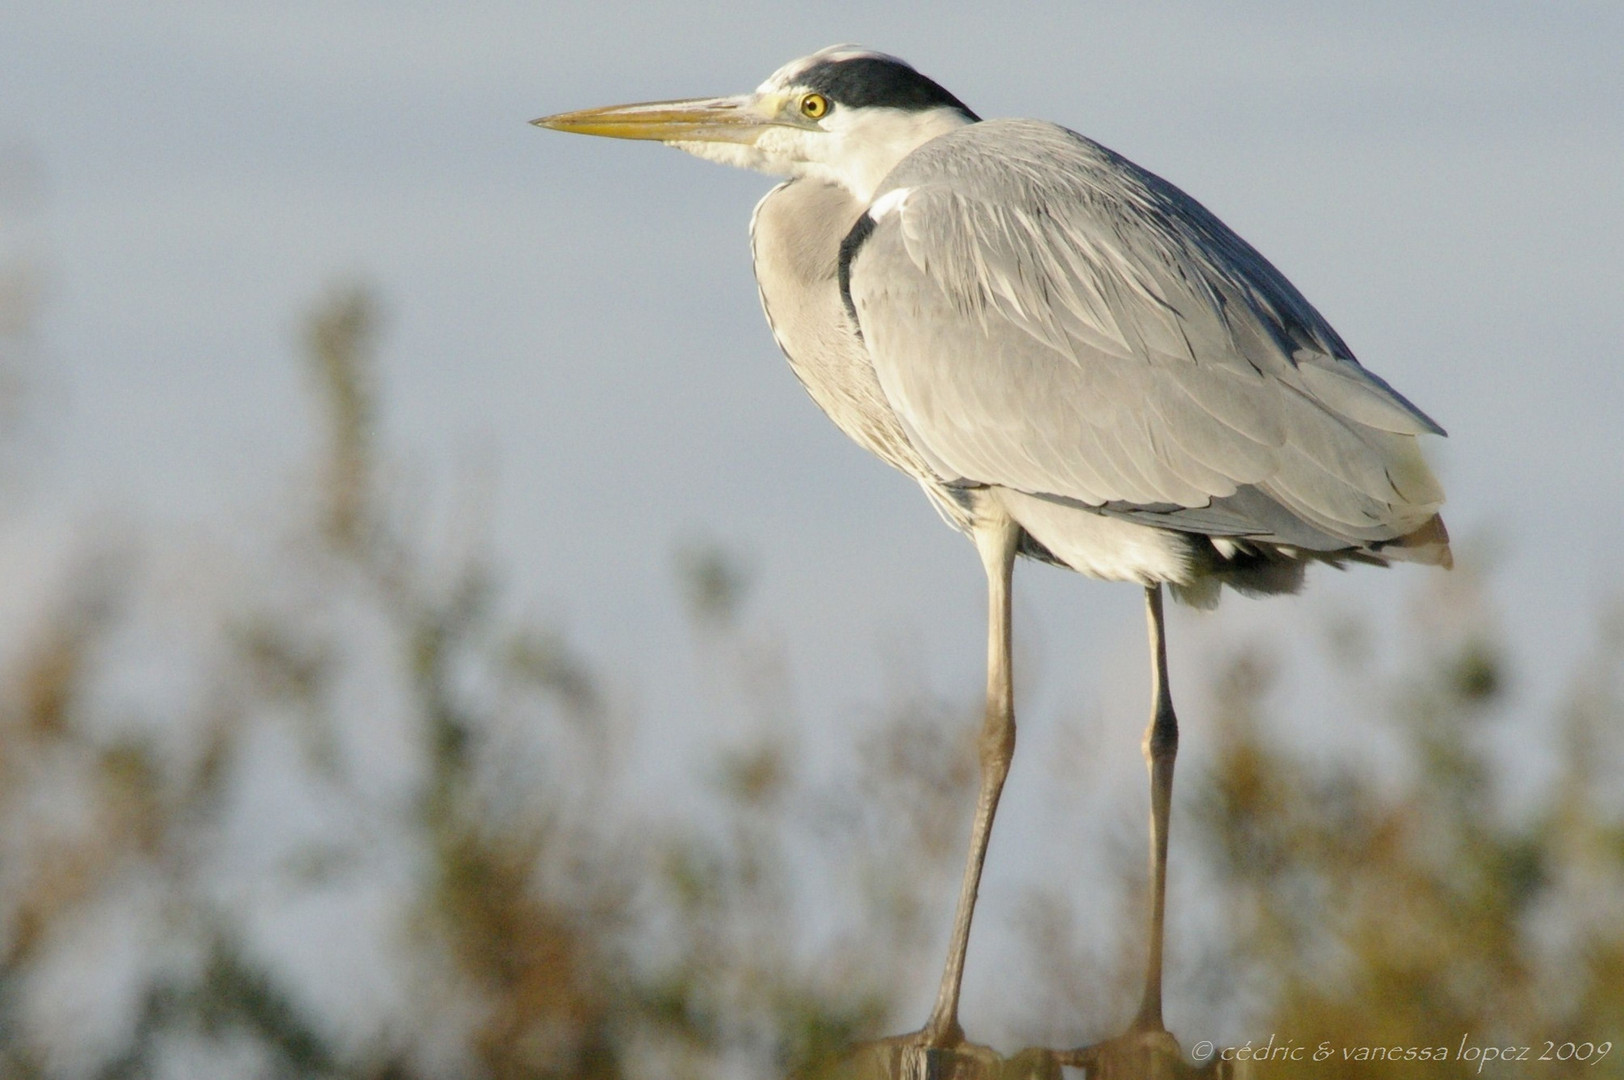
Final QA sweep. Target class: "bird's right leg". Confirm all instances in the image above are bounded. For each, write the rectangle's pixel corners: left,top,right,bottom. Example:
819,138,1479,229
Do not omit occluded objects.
1058,585,1183,1075
1133,582,1178,1034
918,514,1021,1048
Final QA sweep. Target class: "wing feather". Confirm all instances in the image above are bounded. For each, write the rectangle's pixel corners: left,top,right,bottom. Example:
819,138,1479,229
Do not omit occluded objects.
847,118,1445,547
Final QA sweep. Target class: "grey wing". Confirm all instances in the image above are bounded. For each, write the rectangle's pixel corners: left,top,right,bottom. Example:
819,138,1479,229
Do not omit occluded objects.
846,118,1445,550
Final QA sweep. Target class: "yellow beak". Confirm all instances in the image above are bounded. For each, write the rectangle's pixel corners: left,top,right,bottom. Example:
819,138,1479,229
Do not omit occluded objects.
532,94,774,144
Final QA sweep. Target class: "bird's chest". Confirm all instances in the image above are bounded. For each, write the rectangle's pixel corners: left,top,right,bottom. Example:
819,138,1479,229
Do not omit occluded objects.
750,181,927,477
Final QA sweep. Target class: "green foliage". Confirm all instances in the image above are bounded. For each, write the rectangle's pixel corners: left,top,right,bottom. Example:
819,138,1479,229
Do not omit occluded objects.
1192,568,1624,1077
0,282,1619,1080
0,285,976,1080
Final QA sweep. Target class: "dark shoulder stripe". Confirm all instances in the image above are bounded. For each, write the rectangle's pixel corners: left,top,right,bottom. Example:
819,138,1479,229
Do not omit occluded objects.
837,212,877,333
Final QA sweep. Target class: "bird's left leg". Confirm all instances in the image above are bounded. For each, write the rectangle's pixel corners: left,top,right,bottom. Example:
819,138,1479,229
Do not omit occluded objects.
1133,583,1179,1034
917,514,1021,1048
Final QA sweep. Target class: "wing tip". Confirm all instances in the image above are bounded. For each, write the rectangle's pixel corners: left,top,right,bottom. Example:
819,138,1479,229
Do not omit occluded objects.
1379,514,1453,569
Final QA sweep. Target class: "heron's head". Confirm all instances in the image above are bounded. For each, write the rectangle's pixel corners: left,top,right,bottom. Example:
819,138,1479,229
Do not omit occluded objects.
534,46,979,204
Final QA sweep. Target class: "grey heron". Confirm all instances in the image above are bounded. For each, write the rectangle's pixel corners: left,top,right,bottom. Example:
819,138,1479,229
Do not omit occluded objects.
534,45,1450,1054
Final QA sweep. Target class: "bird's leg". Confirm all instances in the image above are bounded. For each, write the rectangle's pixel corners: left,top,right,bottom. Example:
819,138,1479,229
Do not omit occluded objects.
1133,583,1179,1033
919,517,1020,1048
1054,588,1182,1075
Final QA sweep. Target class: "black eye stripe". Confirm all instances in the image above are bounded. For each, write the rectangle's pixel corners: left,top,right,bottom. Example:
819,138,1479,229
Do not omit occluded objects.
796,57,978,119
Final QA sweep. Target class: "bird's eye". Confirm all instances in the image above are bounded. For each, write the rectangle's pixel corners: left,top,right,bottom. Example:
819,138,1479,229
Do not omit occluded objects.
799,93,829,120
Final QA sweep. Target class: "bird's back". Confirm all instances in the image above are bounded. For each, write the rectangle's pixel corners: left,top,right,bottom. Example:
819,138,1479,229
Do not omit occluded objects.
751,122,1450,603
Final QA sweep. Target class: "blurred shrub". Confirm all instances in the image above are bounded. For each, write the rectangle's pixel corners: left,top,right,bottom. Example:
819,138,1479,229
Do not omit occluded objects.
1191,565,1624,1077
0,284,1619,1080
0,285,976,1080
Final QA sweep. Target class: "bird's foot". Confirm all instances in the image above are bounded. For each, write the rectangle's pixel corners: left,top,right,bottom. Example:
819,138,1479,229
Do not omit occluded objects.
818,1034,1056,1080
1058,1024,1192,1079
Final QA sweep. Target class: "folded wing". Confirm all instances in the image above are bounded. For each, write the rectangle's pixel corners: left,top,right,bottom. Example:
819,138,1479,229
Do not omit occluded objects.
845,118,1445,551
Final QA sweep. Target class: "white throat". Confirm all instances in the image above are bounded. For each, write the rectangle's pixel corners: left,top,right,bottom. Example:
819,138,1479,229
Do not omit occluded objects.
786,106,973,204
672,105,974,206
